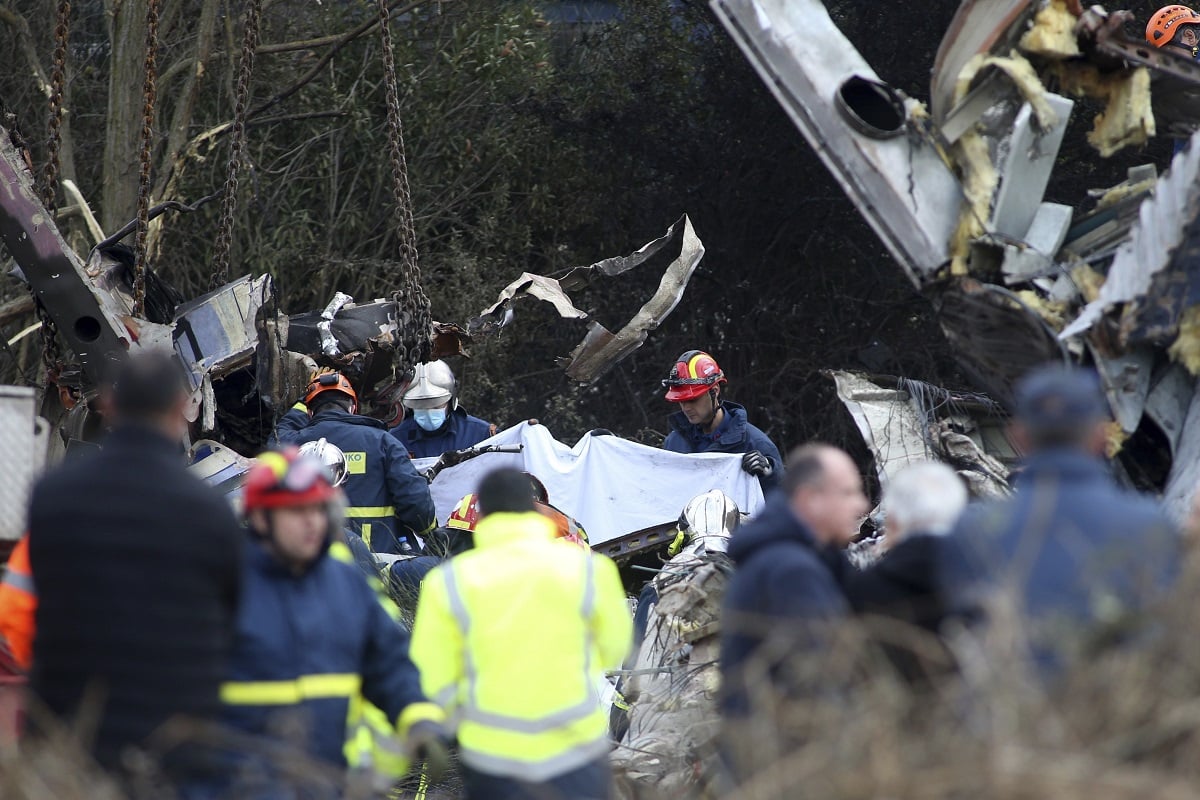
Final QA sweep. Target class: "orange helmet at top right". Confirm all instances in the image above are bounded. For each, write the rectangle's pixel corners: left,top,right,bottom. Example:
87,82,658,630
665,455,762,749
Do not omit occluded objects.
1147,5,1200,47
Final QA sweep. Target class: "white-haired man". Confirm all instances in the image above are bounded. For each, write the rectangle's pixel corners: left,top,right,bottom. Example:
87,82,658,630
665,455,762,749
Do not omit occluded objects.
845,461,967,682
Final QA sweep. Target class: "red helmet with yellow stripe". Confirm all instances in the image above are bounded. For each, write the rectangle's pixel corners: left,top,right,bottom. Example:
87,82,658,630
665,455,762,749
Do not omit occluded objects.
662,350,726,402
244,448,338,511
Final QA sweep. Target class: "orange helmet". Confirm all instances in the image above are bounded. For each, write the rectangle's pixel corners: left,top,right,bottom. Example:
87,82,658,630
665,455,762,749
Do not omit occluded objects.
1147,5,1200,46
662,350,726,402
447,493,481,532
536,501,589,546
304,371,358,414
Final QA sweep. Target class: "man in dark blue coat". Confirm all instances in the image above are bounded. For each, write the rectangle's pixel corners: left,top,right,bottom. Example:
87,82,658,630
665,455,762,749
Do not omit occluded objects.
660,350,783,492
390,360,494,459
720,445,867,716
941,365,1180,670
219,448,447,797
274,371,436,554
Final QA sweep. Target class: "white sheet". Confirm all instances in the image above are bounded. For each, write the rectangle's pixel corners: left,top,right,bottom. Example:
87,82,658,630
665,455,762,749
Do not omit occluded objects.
413,422,765,545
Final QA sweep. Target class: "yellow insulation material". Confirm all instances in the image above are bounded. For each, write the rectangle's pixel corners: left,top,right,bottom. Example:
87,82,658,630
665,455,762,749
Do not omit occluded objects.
1103,420,1128,459
947,52,1056,274
1019,0,1082,59
954,52,1060,128
1095,177,1157,211
1050,63,1155,157
1070,263,1106,304
1015,290,1069,329
948,133,996,276
1169,305,1200,375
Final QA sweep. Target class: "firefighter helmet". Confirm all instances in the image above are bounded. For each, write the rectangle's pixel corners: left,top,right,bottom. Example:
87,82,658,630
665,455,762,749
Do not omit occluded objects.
403,361,457,410
447,493,481,531
297,437,349,487
1147,5,1200,46
303,371,358,413
244,448,338,511
662,350,726,402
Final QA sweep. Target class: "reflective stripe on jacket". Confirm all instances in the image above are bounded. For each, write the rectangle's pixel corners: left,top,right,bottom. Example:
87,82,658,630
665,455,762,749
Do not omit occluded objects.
410,512,632,782
222,537,442,771
274,407,436,553
0,536,35,670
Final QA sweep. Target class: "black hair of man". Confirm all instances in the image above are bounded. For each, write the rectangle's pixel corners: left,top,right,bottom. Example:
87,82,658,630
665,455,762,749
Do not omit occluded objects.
109,352,188,420
782,444,833,495
477,468,537,517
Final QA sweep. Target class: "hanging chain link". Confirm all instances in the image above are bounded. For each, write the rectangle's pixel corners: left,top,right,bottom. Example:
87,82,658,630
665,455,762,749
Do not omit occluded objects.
209,0,263,291
376,0,432,371
41,0,70,212
132,0,162,317
35,0,72,381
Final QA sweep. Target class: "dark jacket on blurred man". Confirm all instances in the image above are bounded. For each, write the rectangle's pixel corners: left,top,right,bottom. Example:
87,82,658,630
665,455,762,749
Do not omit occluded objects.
29,355,243,784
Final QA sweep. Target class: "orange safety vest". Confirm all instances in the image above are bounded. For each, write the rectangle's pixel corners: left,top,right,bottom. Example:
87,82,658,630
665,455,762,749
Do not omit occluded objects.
0,537,36,670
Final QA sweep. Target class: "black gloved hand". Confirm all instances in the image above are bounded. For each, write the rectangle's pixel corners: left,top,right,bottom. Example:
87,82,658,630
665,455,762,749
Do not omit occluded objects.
741,450,773,478
406,720,451,784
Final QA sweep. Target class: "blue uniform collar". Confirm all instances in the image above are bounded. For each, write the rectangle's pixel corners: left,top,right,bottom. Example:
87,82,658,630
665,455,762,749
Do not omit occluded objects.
669,401,748,447
310,407,386,431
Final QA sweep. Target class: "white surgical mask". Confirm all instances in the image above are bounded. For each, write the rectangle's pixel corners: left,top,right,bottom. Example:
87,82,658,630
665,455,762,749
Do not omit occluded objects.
414,408,447,432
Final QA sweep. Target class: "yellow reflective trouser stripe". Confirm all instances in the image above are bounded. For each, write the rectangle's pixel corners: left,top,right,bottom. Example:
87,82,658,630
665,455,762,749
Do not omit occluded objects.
221,673,362,705
346,506,396,518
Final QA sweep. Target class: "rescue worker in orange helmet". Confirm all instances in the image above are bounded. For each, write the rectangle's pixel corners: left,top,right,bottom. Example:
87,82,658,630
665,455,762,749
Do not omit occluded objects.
219,448,449,796
274,369,436,555
661,350,784,492
0,535,35,671
1147,5,1200,57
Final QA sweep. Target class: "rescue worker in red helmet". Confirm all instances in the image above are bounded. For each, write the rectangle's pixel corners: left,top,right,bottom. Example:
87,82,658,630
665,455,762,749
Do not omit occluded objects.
1147,5,1200,58
274,368,436,555
220,448,449,796
661,350,783,492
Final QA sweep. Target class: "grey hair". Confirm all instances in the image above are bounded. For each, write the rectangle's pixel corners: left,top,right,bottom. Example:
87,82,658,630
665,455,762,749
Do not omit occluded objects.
882,461,968,538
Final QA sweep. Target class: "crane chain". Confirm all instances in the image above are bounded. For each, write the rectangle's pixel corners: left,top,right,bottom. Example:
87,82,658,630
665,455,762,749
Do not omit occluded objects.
36,0,72,381
209,0,263,291
376,0,432,372
132,0,162,317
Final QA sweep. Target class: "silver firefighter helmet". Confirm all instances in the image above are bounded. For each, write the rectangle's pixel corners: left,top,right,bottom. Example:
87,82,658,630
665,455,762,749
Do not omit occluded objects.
402,360,457,410
298,437,349,487
678,489,740,554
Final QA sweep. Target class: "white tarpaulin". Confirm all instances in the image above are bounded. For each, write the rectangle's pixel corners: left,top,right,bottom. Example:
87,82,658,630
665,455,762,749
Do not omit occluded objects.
413,422,765,545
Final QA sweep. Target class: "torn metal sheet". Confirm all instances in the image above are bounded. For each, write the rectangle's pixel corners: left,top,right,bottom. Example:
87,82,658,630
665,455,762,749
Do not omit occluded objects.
830,371,1011,497
472,215,699,334
989,96,1074,241
563,216,705,383
1060,138,1200,340
1162,377,1200,525
1089,344,1154,434
0,129,132,381
0,387,42,541
173,275,273,390
930,0,1035,123
709,0,963,286
1146,363,1194,456
471,216,704,384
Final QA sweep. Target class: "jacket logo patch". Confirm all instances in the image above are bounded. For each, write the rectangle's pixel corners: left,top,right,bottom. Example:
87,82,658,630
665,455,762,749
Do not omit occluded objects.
345,452,367,475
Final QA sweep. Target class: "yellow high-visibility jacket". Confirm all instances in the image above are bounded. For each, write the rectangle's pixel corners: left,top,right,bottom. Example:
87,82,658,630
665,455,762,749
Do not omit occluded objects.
411,511,632,782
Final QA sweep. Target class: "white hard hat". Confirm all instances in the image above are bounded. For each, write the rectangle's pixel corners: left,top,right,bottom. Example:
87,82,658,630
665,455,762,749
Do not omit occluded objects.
298,437,349,487
679,490,740,554
403,360,457,410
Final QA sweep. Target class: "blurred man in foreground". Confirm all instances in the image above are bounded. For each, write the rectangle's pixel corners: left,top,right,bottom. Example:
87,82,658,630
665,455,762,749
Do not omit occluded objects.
28,353,243,787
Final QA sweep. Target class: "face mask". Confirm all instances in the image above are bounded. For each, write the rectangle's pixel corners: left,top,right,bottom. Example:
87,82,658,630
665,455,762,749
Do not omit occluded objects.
414,408,447,432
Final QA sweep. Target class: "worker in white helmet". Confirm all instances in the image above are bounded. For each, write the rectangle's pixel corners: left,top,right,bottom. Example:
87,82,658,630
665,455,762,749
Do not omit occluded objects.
390,361,495,459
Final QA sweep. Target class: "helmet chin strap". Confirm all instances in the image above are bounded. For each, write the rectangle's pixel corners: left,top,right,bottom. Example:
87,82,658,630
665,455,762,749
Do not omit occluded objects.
699,388,722,431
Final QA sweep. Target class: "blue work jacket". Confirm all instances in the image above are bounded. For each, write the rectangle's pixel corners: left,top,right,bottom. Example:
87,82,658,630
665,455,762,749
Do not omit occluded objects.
663,401,783,492
390,407,493,459
275,408,435,553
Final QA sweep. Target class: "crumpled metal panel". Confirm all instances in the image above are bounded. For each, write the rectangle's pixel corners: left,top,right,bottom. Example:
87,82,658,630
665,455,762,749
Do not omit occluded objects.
1060,135,1200,339
710,0,963,285
930,0,1035,123
173,274,273,389
471,215,705,384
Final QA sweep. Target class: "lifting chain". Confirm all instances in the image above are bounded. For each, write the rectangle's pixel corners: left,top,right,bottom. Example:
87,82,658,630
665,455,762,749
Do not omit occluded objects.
35,0,72,381
132,0,162,317
209,0,263,291
376,0,432,371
